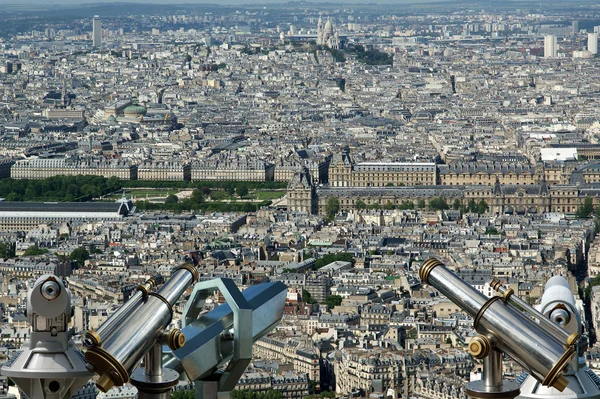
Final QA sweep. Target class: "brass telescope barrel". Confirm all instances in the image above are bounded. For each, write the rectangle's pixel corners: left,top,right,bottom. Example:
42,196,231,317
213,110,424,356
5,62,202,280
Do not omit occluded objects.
85,264,198,392
420,258,573,392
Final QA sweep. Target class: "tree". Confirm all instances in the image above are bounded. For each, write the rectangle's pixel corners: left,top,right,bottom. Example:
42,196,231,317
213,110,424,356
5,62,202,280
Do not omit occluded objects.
236,184,249,198
356,199,367,210
165,194,179,204
190,189,204,204
0,242,14,258
576,197,594,218
23,245,49,256
325,197,340,220
417,199,426,209
325,295,343,309
209,191,229,201
485,227,499,235
70,247,90,266
453,199,462,210
399,200,414,210
225,184,236,196
302,289,315,304
314,252,355,269
384,201,395,210
477,200,489,214
429,197,449,211
467,199,478,213
89,244,103,254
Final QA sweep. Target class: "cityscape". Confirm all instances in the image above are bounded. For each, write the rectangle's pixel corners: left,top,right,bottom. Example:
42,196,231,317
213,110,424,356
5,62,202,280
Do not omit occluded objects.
3,0,600,398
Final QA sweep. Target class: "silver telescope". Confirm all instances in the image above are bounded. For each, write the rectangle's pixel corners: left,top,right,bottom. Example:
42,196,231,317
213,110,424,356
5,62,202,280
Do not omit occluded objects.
420,258,575,392
85,264,198,392
1,275,93,399
84,275,160,347
163,280,288,384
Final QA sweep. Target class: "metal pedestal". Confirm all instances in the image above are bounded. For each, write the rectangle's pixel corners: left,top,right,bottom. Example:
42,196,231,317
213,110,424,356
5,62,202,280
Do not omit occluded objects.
131,343,179,399
467,351,521,399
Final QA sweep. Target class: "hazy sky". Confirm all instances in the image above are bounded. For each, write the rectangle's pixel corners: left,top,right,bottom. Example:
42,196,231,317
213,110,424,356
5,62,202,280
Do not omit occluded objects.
0,0,588,8
0,0,501,5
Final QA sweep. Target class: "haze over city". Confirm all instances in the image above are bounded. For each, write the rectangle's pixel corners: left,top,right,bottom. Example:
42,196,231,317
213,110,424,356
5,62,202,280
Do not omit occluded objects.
2,0,600,399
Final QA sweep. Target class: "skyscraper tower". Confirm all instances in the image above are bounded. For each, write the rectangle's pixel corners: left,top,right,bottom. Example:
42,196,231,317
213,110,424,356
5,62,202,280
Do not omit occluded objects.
589,32,598,54
572,20,579,35
544,35,557,58
92,15,102,47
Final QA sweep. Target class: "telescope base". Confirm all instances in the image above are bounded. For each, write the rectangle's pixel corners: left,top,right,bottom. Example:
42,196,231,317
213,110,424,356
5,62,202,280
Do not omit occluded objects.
130,367,179,399
466,380,521,399
195,379,233,399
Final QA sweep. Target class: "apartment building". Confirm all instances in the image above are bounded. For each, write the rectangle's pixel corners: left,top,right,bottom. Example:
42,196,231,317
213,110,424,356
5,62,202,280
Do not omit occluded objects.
254,337,320,382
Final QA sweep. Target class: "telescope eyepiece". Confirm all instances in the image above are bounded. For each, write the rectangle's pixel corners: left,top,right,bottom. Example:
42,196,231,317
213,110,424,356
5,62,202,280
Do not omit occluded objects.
550,308,570,326
41,280,61,300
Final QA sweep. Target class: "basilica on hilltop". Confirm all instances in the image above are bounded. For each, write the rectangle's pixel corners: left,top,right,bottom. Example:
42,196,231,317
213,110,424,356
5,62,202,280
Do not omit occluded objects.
316,17,341,49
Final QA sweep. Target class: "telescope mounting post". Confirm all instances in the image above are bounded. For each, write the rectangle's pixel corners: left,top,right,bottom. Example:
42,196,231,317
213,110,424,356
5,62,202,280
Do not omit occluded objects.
466,348,520,399
131,341,180,399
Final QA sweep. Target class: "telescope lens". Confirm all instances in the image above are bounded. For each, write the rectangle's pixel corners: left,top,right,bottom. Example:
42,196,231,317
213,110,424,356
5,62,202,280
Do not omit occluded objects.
550,309,570,326
41,281,61,300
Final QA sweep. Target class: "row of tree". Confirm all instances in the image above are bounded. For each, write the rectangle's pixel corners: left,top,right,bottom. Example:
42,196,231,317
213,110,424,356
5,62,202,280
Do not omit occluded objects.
0,176,286,203
345,44,393,66
302,290,343,309
0,242,92,267
0,175,122,202
122,180,286,190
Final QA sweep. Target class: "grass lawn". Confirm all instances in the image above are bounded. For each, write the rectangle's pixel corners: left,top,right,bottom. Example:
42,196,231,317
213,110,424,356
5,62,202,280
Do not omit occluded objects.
254,191,285,200
106,189,180,199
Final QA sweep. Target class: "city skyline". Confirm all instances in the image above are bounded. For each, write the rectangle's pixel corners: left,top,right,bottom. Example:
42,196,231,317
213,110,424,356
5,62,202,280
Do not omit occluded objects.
2,0,600,398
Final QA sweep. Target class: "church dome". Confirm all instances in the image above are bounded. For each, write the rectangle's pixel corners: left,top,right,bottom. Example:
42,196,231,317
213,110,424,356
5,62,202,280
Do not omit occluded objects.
124,104,147,117
324,19,334,35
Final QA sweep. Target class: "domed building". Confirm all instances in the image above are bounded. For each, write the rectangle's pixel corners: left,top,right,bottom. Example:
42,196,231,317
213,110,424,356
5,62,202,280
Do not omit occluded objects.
123,104,147,119
317,17,340,49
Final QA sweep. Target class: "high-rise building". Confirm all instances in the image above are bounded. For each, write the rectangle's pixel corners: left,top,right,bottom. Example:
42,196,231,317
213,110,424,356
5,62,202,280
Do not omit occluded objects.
544,35,557,58
595,26,600,34
92,15,102,47
589,32,599,54
572,20,579,34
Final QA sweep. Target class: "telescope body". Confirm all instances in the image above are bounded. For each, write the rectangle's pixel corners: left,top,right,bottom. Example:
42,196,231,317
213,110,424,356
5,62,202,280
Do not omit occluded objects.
421,259,574,392
163,281,288,382
539,276,580,335
85,265,197,392
84,276,159,347
1,275,92,399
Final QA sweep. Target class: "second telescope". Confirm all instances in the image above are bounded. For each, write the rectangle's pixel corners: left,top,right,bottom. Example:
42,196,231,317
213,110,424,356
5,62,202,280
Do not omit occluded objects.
420,258,574,392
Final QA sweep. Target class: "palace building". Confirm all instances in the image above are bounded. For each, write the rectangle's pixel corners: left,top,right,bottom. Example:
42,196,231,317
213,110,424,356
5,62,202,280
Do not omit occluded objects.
288,168,600,216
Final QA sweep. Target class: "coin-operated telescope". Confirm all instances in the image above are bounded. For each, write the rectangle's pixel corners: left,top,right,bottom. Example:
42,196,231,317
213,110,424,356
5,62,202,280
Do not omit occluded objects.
500,276,600,399
84,264,199,395
420,258,579,399
0,275,93,399
162,278,288,398
1,265,288,399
